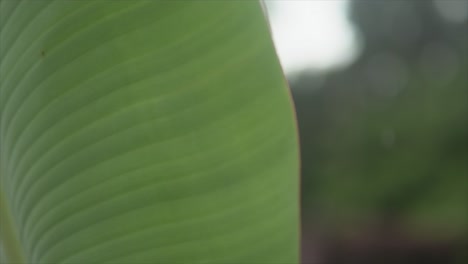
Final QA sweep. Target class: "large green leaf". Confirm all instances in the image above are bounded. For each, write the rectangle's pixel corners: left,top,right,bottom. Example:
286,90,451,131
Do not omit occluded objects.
0,0,299,263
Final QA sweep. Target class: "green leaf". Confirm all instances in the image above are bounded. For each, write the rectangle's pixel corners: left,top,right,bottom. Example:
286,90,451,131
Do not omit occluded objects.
0,1,300,263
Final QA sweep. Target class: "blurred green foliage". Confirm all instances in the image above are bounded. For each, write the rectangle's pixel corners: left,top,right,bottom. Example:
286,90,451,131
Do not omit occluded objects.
293,0,467,263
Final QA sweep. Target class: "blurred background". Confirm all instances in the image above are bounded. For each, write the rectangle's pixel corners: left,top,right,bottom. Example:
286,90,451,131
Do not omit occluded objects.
264,0,467,263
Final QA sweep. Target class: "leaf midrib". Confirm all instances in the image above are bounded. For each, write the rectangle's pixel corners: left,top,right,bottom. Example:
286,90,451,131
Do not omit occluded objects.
0,187,25,264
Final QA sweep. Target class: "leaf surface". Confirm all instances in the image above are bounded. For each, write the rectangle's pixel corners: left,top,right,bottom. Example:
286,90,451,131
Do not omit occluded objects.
0,1,299,263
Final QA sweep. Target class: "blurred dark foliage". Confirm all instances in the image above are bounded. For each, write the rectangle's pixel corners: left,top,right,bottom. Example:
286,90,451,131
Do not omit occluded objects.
293,1,468,263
